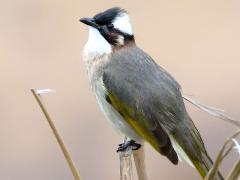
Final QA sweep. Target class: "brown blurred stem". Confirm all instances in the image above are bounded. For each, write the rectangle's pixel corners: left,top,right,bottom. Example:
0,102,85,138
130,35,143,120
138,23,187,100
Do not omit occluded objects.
31,89,81,180
226,159,240,180
133,145,147,180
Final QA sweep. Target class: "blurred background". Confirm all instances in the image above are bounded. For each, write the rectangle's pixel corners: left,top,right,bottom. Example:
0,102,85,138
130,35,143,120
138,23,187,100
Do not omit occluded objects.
0,0,240,179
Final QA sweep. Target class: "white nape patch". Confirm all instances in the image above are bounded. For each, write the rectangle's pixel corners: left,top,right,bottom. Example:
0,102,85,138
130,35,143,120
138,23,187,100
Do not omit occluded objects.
83,27,112,58
117,35,124,45
169,135,195,168
113,13,133,35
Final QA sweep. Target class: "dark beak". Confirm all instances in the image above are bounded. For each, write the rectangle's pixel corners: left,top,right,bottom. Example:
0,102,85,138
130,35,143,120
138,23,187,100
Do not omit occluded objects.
79,17,99,29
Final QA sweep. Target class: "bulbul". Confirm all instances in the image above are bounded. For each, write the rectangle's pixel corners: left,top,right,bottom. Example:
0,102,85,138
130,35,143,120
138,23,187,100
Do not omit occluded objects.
80,7,223,179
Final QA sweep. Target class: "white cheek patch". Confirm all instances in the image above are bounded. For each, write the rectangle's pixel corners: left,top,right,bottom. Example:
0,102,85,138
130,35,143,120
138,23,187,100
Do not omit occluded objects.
113,13,133,35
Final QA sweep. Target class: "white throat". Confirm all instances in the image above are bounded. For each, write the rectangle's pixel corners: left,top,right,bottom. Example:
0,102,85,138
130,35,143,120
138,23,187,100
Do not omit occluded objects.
83,27,112,59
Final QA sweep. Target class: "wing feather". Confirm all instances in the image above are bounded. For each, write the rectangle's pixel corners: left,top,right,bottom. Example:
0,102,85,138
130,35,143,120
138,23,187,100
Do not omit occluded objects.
101,47,188,164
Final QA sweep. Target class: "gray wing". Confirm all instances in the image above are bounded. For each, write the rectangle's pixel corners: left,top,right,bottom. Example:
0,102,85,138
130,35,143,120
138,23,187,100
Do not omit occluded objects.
102,47,188,164
104,46,187,131
103,46,208,168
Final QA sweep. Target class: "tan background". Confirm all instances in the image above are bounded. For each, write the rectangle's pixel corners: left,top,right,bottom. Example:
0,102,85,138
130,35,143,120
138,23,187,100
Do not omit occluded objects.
1,0,240,179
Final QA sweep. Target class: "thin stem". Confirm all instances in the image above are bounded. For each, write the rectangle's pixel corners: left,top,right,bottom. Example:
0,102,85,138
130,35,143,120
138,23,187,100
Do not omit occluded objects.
205,131,240,180
183,96,240,128
31,89,81,180
226,160,240,180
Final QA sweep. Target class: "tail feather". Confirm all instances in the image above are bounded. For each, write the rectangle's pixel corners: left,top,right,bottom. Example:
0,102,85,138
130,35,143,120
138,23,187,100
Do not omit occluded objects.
172,115,224,180
171,134,224,179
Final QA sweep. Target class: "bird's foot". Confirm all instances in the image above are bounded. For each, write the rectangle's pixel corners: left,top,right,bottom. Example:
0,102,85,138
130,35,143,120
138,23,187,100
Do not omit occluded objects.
117,140,141,152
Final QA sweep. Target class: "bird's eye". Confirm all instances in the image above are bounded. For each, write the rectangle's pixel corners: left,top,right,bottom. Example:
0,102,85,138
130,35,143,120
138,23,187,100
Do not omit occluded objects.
107,24,114,29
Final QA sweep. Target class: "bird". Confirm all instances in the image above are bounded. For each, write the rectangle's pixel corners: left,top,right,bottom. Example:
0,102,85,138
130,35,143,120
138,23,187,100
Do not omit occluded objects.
80,7,223,179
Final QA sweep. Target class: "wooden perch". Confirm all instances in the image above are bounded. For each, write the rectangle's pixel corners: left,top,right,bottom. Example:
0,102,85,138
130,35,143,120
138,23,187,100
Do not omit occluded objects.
119,138,147,180
119,146,133,180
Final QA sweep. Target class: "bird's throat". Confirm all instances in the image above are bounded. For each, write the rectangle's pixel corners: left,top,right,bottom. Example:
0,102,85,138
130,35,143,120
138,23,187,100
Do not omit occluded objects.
83,27,112,60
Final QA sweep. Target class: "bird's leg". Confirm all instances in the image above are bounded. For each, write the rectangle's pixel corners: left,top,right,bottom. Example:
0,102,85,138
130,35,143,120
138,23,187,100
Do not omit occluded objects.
117,139,142,152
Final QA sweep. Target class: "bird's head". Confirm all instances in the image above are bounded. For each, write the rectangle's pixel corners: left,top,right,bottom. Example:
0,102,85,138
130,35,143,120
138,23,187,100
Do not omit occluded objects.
80,7,135,54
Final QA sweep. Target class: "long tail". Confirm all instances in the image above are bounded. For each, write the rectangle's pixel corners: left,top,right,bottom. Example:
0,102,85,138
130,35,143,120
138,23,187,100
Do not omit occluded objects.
172,116,224,180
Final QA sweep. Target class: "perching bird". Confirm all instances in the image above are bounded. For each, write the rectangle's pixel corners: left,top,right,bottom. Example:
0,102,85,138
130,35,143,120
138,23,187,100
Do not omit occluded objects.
80,7,223,179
